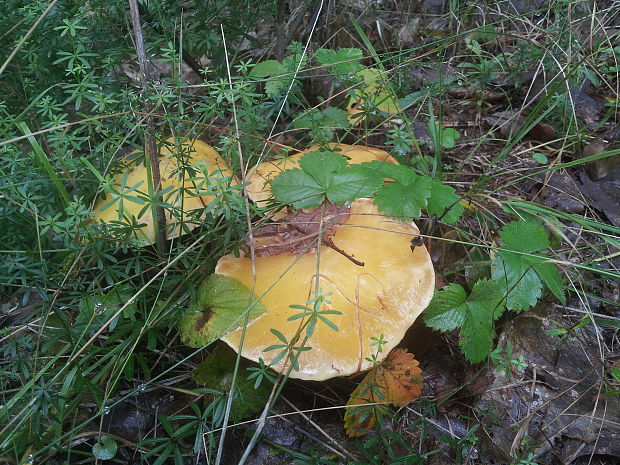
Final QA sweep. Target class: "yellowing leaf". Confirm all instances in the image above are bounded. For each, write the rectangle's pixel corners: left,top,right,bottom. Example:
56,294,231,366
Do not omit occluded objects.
344,348,423,437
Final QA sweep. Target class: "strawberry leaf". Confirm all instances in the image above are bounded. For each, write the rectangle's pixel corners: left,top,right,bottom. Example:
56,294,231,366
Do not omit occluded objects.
426,179,464,224
327,165,383,204
270,168,325,209
460,279,505,363
492,221,565,311
423,280,504,363
373,176,431,219
423,283,467,331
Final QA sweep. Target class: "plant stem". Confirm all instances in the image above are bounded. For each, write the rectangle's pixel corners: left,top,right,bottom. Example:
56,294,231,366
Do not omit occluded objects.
128,0,167,255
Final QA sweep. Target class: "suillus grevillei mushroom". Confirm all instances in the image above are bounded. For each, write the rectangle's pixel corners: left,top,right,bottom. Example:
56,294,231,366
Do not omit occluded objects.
182,143,435,381
93,138,234,245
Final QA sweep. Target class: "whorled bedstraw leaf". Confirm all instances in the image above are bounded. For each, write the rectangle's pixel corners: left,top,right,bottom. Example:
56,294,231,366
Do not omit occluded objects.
180,274,266,348
373,176,432,219
192,344,272,422
270,168,326,209
492,221,565,312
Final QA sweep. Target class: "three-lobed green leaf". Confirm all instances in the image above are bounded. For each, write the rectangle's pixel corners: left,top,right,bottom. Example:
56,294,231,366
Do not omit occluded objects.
424,280,504,363
271,151,464,224
492,221,565,312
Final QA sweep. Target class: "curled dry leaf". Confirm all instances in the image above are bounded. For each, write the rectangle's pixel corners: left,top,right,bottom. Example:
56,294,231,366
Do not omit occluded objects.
344,348,423,437
253,202,352,258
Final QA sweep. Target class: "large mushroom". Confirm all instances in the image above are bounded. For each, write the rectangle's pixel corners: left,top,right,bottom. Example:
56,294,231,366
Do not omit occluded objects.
93,138,234,245
213,198,434,381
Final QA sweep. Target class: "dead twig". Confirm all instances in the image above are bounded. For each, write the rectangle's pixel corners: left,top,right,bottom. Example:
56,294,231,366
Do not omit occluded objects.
128,0,167,255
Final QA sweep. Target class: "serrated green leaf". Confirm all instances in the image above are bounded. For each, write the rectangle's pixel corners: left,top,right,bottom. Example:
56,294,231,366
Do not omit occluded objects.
192,345,271,421
179,275,266,348
270,168,326,209
298,150,348,187
424,280,504,363
251,60,284,77
327,165,383,204
265,80,286,98
426,180,463,224
373,176,431,219
493,222,563,311
493,251,542,312
525,257,566,305
499,221,550,253
361,161,414,184
316,48,364,75
423,284,467,331
460,279,504,363
92,436,117,460
294,108,350,130
460,302,494,364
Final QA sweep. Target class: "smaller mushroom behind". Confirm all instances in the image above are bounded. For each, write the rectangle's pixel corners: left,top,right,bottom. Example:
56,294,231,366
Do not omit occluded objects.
206,198,435,381
93,138,235,245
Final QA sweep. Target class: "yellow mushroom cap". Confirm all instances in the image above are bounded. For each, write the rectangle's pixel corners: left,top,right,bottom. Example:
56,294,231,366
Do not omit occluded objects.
93,138,234,245
218,198,434,381
246,143,399,208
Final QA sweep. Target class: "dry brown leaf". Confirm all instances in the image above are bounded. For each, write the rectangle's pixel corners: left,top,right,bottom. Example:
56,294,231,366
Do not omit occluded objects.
344,348,423,437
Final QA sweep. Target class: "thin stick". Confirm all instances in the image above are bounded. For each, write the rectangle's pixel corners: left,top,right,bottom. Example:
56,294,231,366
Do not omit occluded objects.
128,0,167,255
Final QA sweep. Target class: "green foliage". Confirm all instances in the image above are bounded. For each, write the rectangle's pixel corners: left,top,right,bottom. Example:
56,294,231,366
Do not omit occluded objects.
271,150,464,223
270,150,383,209
179,274,266,348
92,436,118,460
315,47,364,76
192,345,272,422
424,280,505,363
250,43,307,99
492,221,565,312
293,107,350,145
363,161,464,223
426,221,566,363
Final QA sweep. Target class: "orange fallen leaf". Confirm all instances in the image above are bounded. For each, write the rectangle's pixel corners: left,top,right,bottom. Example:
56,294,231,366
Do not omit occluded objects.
344,348,423,437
